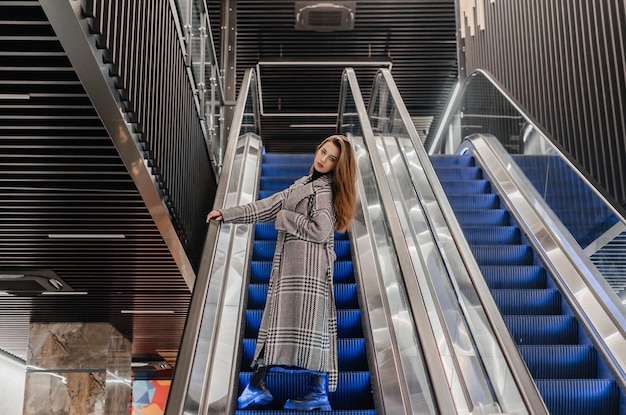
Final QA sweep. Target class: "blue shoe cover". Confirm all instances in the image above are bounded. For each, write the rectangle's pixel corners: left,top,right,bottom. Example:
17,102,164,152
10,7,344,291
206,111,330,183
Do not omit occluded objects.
237,384,273,409
283,394,331,411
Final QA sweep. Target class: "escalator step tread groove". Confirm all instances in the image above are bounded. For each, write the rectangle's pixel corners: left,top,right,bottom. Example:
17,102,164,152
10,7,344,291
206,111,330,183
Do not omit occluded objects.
237,371,374,411
432,154,621,414
251,260,354,284
253,240,351,261
241,338,368,371
248,283,358,309
518,345,597,379
480,265,547,288
535,379,619,414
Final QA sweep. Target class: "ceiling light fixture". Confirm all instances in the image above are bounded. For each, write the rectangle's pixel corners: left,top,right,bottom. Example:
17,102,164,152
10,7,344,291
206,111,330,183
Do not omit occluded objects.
289,124,338,128
48,234,126,239
0,94,30,100
120,310,175,314
295,1,356,32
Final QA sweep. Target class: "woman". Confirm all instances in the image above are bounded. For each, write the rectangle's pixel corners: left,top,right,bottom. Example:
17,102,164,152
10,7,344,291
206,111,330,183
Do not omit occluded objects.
206,134,356,411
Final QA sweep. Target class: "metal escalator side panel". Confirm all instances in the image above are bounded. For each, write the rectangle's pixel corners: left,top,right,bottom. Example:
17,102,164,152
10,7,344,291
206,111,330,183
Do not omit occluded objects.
166,67,263,415
366,68,549,415
460,134,626,394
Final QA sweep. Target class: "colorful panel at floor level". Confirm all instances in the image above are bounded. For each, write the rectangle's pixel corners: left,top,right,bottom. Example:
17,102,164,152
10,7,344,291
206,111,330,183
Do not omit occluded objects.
132,380,171,415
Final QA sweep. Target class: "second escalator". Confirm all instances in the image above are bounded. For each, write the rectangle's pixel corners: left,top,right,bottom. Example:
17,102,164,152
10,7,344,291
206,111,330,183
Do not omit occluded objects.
431,153,624,415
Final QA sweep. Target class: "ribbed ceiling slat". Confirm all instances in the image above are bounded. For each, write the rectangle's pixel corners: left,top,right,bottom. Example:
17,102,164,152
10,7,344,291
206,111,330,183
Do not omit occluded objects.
1,0,458,371
218,0,457,151
0,1,190,366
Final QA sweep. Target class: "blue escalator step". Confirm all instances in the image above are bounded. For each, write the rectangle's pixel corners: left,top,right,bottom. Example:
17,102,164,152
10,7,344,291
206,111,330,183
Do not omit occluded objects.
337,309,363,338
480,265,547,289
253,240,276,261
447,194,500,209
332,371,375,409
253,240,352,261
334,283,359,308
503,315,578,345
261,164,311,177
237,411,376,415
518,345,597,379
335,240,351,260
456,209,509,226
236,371,374,412
248,284,268,309
430,154,475,167
463,226,520,244
432,166,482,180
263,153,314,164
255,223,350,241
535,379,619,415
337,338,368,371
471,245,534,265
248,283,358,309
439,179,490,194
492,289,561,315
255,223,278,240
241,338,367,371
260,177,295,191
250,261,271,283
258,189,276,199
334,261,355,283
251,260,354,284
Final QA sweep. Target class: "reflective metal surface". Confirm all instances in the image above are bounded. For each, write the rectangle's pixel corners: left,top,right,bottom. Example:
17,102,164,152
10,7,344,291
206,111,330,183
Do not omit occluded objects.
428,70,626,391
460,134,626,393
166,69,261,415
367,69,547,414
340,68,456,414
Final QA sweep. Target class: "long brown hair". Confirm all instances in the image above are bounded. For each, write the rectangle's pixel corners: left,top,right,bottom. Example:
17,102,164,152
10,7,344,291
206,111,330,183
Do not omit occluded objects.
315,135,356,233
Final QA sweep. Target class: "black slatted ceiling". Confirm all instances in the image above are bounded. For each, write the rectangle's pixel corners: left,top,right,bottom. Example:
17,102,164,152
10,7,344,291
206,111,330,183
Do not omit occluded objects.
1,0,458,370
0,1,189,365
209,0,458,150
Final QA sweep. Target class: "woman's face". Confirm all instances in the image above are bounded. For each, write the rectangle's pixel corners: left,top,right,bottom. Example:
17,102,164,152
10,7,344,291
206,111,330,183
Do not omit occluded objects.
314,141,340,174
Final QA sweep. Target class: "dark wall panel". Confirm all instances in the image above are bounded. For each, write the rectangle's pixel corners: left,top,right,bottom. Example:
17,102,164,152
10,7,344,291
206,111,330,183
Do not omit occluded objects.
460,0,626,207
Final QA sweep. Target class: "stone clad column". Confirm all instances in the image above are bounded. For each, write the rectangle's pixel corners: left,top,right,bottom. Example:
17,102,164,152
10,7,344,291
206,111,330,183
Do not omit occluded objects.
23,322,131,415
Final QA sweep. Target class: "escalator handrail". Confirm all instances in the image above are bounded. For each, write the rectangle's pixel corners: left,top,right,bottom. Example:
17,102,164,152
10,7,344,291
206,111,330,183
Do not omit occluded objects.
340,67,457,415
164,68,260,415
462,133,626,393
427,69,626,221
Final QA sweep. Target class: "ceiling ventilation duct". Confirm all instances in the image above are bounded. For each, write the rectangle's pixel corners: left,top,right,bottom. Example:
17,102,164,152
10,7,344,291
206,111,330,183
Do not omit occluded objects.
0,270,77,296
295,1,356,32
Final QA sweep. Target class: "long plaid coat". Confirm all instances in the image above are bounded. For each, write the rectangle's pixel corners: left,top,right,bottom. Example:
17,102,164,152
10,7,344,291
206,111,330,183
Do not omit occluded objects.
220,173,339,391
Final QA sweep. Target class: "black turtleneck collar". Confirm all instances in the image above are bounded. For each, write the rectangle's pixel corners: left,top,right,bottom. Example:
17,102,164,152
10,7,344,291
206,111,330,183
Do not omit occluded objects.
311,168,325,181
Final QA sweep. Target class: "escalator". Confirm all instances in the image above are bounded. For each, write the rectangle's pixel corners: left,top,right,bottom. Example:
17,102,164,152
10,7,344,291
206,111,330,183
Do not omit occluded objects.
431,153,623,414
167,68,447,415
509,155,618,248
170,65,626,415
236,152,375,414
364,67,626,415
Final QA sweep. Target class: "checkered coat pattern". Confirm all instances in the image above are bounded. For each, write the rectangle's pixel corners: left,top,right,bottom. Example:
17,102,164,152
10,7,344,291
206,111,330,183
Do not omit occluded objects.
220,173,339,391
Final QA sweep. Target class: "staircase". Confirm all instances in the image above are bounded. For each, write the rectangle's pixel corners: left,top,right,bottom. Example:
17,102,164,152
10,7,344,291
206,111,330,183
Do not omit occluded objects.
431,154,623,415
236,152,376,414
